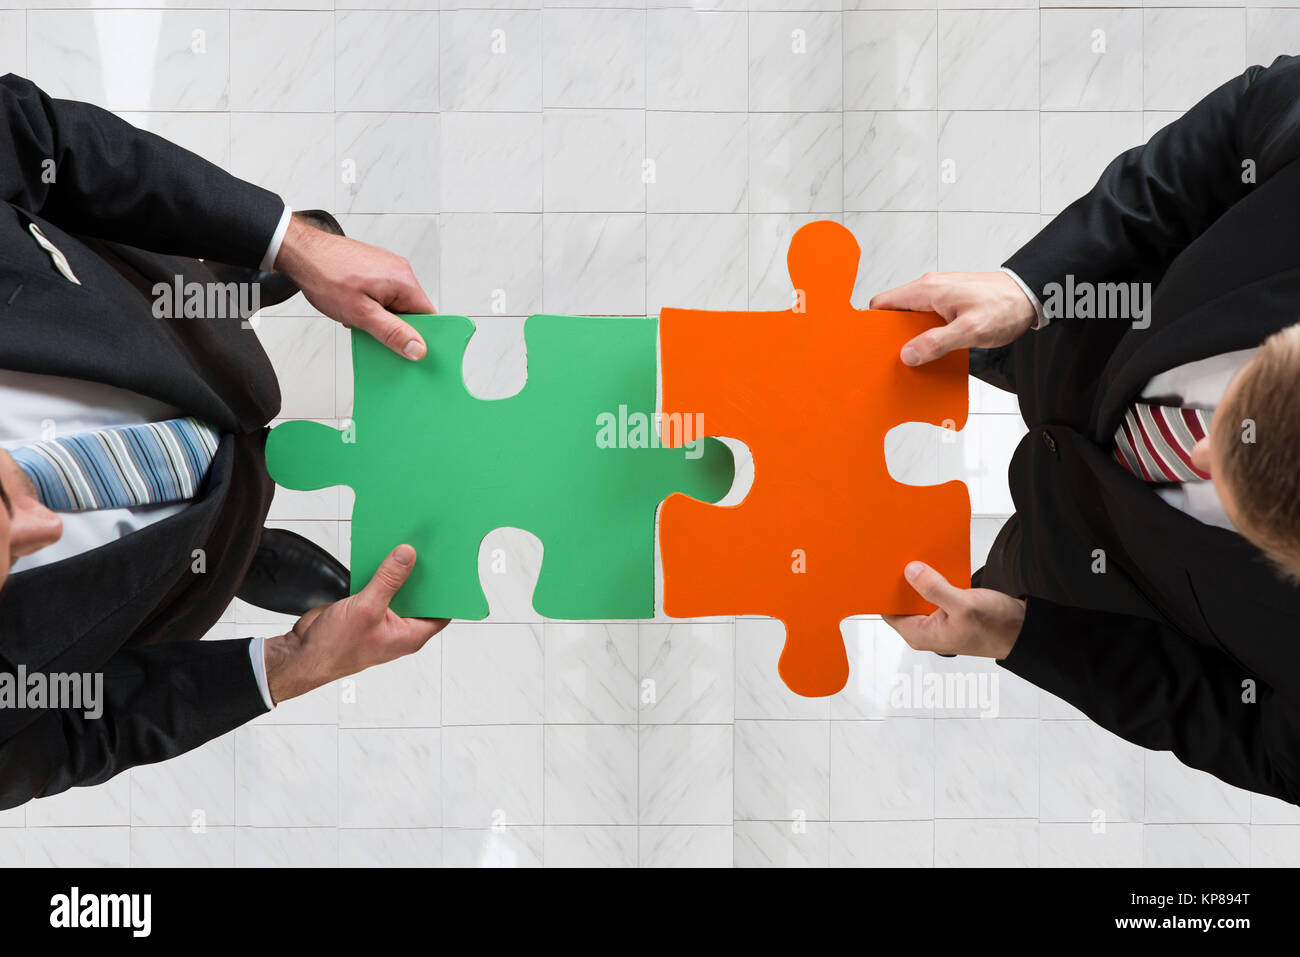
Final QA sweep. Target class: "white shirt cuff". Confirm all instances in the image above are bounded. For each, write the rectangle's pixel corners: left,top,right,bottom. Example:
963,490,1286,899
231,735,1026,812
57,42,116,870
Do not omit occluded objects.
259,205,293,273
248,636,275,710
1000,266,1048,330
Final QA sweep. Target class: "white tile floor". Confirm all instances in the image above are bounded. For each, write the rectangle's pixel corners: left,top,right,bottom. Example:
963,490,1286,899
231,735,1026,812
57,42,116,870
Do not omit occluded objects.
3,0,1300,867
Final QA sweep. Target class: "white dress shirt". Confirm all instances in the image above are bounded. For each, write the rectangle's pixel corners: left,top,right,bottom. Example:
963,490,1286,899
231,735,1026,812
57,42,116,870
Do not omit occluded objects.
0,207,293,709
1004,268,1254,533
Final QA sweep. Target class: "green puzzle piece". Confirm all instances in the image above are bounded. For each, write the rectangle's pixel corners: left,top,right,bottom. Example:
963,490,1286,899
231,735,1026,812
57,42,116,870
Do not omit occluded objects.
265,314,735,620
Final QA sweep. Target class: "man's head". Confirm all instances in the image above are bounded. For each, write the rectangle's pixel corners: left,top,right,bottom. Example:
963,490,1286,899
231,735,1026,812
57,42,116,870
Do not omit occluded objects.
0,450,63,591
1194,325,1300,582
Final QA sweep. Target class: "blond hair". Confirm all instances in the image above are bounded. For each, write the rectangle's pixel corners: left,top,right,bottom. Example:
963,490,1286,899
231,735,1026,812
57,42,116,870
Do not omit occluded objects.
1216,324,1300,582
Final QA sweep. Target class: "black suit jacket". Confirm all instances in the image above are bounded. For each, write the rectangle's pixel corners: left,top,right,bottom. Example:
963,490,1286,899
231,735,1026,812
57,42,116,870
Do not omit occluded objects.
997,54,1300,803
0,75,285,808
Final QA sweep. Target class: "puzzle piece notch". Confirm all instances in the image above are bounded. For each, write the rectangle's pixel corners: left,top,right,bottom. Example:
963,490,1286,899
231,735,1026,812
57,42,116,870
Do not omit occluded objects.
266,314,735,621
658,219,970,698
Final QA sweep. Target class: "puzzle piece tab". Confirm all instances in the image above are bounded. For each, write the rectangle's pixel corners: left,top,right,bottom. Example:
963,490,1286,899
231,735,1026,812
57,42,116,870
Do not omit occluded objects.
266,314,735,620
658,220,970,697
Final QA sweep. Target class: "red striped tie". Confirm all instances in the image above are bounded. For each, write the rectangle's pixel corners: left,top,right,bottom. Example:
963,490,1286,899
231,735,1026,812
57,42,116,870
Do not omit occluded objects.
1112,402,1211,483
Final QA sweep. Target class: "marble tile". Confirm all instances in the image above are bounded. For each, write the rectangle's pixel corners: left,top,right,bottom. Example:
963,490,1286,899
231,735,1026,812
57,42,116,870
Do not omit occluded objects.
735,719,831,821
440,112,543,213
230,112,336,213
235,827,338,867
831,718,935,820
1144,750,1252,824
843,211,937,306
440,10,542,112
1039,823,1142,867
734,820,829,867
442,825,543,867
442,725,544,827
638,825,733,867
544,725,638,825
639,622,735,724
933,718,1038,818
647,213,748,315
647,10,748,112
1143,8,1246,112
1247,8,1300,68
26,774,131,827
335,10,440,112
830,821,933,866
542,9,645,109
1143,824,1249,867
543,826,638,866
933,819,1038,867
131,735,236,827
844,110,936,212
544,623,639,724
1250,825,1300,867
647,112,747,214
335,112,440,214
937,9,1037,110
844,10,937,110
937,110,1038,213
230,10,332,112
0,11,24,76
339,729,440,827
439,213,543,316
1039,720,1144,824
542,213,646,315
130,827,236,868
443,622,544,724
339,828,441,867
338,641,442,729
543,109,645,213
28,9,231,110
1041,111,1144,216
21,827,131,868
1040,8,1142,111
235,725,339,827
749,112,843,214
937,212,1042,275
748,12,843,113
639,724,733,825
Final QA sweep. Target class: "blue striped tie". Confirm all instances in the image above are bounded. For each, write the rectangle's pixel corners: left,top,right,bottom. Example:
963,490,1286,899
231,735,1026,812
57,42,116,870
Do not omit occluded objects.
11,417,221,511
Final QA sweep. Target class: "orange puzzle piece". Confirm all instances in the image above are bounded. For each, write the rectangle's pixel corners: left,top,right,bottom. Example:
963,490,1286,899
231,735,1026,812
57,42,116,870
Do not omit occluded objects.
658,220,970,697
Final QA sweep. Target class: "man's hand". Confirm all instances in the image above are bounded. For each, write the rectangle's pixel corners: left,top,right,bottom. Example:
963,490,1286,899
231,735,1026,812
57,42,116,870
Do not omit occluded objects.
882,561,1025,660
263,544,449,704
870,271,1037,367
273,213,436,360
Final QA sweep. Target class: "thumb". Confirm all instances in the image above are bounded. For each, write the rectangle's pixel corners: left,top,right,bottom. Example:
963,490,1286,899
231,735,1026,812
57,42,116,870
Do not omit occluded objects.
355,298,428,361
903,561,964,610
358,544,417,613
900,323,963,367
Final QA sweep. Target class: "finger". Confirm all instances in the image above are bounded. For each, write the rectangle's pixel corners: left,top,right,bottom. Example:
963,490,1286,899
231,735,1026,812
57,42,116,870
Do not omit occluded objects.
383,267,437,316
902,561,966,610
354,298,428,361
394,616,450,651
869,276,939,312
900,322,967,367
357,544,417,615
881,613,932,650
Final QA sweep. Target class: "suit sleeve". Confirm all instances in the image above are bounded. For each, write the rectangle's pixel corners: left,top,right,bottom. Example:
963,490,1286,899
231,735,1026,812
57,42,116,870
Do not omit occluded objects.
999,596,1300,805
1003,56,1300,306
0,73,284,268
0,638,269,810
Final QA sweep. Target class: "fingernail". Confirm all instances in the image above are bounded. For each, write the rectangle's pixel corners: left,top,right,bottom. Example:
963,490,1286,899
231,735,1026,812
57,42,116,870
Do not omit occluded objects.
904,561,924,581
393,546,413,566
402,339,426,360
900,345,919,366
